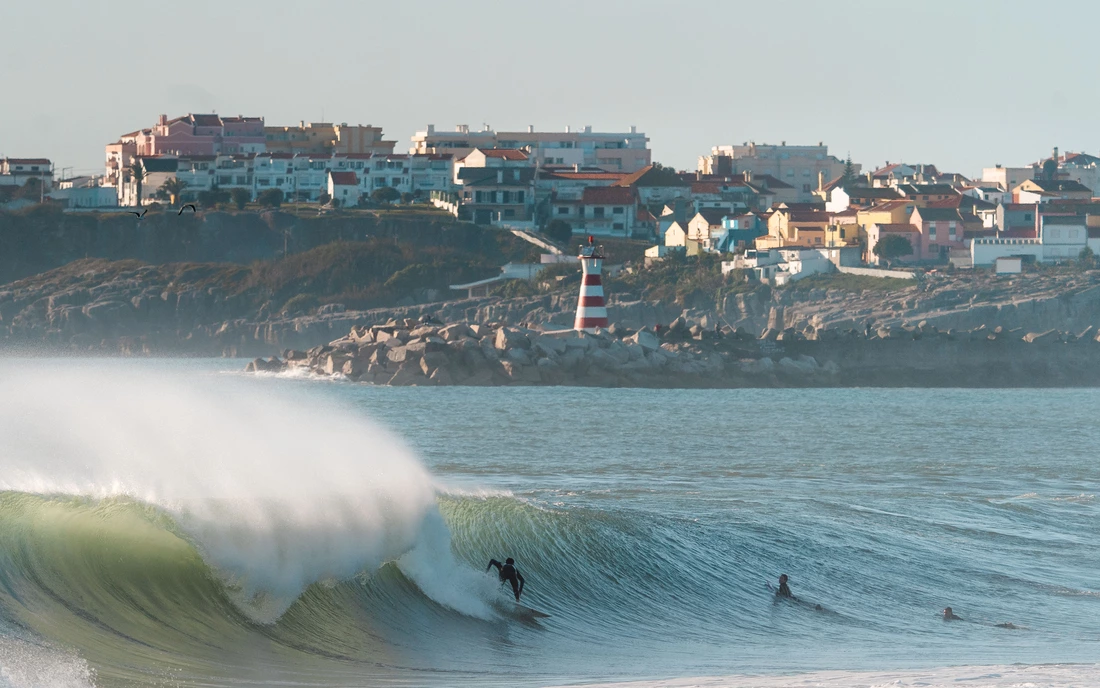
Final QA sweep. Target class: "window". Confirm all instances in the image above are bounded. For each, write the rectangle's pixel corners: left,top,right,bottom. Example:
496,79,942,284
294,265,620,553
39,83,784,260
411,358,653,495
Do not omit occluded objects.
236,176,247,185
391,177,401,187
803,169,810,176
840,228,846,239
929,222,937,240
257,177,270,187
218,175,231,185
558,206,569,215
515,190,525,203
949,221,957,240
613,206,624,214
594,207,605,218
1024,213,1032,221
504,209,515,217
786,170,794,177
475,191,486,203
802,184,811,193
613,222,624,230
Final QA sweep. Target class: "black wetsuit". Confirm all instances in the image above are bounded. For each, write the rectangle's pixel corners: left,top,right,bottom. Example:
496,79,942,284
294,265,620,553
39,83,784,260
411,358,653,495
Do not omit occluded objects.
487,559,525,601
777,580,793,598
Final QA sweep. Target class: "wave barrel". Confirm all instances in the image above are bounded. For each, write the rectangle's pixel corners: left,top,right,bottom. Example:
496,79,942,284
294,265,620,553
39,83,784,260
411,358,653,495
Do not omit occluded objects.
574,235,608,333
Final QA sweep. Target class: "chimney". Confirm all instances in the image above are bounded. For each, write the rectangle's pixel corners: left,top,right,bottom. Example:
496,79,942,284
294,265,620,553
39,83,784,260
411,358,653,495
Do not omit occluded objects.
696,170,702,181
427,124,435,133
1053,146,1059,161
566,125,571,133
528,124,534,133
818,170,825,191
574,163,580,172
630,125,637,134
484,123,491,132
158,114,168,126
743,170,753,182
781,140,786,146
584,125,592,133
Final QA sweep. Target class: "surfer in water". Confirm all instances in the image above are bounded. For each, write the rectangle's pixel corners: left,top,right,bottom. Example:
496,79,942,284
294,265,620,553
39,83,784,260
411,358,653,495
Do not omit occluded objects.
943,607,963,621
487,558,525,602
776,574,794,599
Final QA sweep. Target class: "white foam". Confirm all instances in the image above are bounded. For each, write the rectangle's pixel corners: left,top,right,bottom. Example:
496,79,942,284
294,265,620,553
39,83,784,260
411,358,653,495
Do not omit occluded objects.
544,663,1100,688
0,361,452,622
0,630,94,688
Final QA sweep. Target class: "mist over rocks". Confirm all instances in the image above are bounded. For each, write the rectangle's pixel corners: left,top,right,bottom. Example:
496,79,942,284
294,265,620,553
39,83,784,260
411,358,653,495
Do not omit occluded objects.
8,252,1100,386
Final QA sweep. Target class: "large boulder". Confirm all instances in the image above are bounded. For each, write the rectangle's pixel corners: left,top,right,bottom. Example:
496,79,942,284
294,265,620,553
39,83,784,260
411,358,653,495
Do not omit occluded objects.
440,323,474,341
627,329,660,352
495,327,531,350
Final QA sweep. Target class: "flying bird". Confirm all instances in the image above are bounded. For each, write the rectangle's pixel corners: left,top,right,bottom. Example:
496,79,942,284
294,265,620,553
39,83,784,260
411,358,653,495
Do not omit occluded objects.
177,204,197,215
127,208,148,218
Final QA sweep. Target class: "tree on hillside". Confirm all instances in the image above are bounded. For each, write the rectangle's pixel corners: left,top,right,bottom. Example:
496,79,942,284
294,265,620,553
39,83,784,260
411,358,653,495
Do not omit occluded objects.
371,186,401,204
160,177,188,205
544,219,573,245
873,234,913,267
400,192,415,204
230,187,250,210
257,188,284,208
1078,246,1096,269
127,162,147,207
840,154,857,188
318,192,332,206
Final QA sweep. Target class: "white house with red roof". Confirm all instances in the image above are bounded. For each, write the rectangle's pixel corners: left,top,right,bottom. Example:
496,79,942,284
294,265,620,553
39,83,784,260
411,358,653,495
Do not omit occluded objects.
327,171,360,206
0,158,53,188
577,186,640,238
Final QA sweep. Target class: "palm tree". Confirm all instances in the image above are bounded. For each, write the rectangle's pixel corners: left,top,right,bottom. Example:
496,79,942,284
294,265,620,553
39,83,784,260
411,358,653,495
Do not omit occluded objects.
160,177,188,205
128,162,147,208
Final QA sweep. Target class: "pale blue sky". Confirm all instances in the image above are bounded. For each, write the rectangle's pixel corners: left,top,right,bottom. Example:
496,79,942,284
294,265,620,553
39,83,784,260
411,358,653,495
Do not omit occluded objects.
2,0,1097,178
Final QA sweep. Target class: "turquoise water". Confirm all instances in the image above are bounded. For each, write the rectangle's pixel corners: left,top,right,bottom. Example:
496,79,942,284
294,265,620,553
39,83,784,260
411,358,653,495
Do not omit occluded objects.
0,359,1096,686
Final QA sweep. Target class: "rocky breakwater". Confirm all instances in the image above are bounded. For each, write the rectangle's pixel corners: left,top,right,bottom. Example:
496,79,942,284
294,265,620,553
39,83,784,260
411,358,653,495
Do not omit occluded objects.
246,315,840,388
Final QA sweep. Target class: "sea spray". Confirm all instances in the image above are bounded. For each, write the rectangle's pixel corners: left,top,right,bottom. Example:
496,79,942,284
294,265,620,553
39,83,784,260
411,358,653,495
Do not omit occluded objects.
0,361,445,622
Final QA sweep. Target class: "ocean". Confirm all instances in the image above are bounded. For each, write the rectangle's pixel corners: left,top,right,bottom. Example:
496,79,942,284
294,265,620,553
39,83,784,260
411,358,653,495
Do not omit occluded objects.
0,359,1096,687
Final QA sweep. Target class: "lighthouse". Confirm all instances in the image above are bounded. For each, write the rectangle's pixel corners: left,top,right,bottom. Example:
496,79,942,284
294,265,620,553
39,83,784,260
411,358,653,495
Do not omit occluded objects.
574,236,608,333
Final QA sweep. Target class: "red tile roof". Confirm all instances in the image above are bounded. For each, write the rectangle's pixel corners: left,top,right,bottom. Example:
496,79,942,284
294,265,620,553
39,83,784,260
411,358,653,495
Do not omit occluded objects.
4,158,51,165
582,186,636,206
470,148,528,161
328,171,359,185
874,223,920,233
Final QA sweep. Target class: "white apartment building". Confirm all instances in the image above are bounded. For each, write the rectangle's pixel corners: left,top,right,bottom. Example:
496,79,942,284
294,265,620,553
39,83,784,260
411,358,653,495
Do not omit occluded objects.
119,152,455,204
697,142,852,201
410,124,651,173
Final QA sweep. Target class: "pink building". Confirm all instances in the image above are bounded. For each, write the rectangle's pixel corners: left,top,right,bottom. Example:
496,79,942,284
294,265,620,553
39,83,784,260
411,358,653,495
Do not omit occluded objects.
107,113,265,166
866,223,921,265
911,206,968,261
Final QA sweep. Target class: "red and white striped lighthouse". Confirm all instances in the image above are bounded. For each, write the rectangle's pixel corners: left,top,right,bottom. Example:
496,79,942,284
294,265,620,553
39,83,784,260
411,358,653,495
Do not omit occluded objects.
574,236,608,333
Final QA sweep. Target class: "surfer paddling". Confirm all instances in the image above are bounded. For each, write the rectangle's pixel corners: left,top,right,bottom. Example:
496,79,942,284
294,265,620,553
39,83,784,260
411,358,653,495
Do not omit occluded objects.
487,558,525,602
942,607,963,621
775,574,795,599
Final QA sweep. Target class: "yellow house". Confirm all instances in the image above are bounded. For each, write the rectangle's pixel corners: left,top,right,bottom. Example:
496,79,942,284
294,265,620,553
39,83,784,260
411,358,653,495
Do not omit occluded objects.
856,200,915,238
765,208,831,246
664,221,701,255
686,210,727,251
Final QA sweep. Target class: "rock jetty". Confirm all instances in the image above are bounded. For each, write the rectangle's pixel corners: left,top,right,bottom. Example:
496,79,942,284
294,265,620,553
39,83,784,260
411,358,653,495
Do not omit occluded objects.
246,312,1100,388
246,315,839,388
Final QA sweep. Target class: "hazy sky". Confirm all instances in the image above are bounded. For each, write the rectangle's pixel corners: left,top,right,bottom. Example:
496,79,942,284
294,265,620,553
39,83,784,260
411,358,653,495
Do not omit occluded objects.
2,0,1098,178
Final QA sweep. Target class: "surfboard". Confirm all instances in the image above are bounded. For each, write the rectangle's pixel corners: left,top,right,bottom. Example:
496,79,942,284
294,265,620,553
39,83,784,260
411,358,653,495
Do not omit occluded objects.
514,603,551,619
